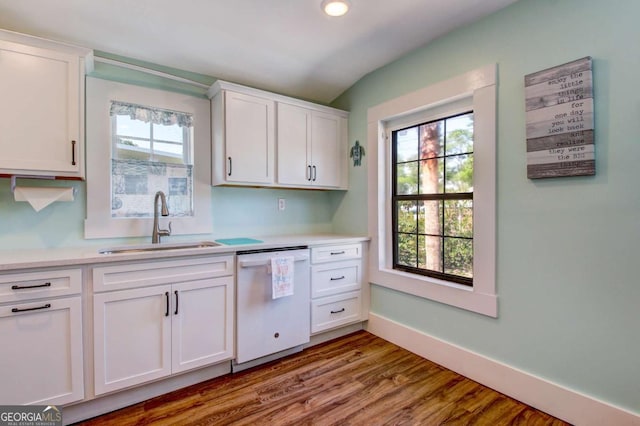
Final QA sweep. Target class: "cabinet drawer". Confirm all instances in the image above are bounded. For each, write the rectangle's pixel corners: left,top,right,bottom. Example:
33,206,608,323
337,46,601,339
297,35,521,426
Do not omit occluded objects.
311,291,361,334
311,260,361,298
93,255,234,292
311,243,361,263
0,268,82,303
0,295,84,405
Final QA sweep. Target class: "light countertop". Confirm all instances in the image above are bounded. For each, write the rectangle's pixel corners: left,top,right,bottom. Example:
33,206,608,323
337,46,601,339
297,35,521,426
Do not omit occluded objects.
0,234,369,272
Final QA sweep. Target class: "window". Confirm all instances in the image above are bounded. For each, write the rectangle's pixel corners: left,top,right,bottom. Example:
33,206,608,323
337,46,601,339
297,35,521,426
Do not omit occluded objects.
85,77,212,239
367,65,497,317
110,102,194,218
392,112,474,285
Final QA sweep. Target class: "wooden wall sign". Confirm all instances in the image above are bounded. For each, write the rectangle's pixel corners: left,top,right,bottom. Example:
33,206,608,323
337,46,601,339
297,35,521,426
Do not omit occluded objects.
525,57,594,179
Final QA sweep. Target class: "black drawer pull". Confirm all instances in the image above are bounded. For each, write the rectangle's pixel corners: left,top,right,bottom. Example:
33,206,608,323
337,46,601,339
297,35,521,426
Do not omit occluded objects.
330,251,345,256
174,290,179,315
12,303,51,313
165,292,170,317
330,276,345,281
228,157,232,176
12,282,52,290
330,308,346,314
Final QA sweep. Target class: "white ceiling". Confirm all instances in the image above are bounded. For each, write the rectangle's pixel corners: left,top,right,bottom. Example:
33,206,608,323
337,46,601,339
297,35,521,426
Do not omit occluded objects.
0,0,517,103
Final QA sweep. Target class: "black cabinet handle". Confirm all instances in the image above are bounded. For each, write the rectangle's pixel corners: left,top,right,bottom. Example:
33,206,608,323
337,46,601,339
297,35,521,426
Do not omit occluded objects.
307,165,312,181
228,157,232,176
71,140,77,166
330,308,345,314
12,282,51,290
312,165,317,181
330,251,345,256
165,292,169,317
330,276,345,281
12,303,51,313
174,290,179,315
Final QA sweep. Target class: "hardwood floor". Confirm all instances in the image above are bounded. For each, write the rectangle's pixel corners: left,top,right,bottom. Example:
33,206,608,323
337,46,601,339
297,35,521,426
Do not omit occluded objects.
75,331,570,425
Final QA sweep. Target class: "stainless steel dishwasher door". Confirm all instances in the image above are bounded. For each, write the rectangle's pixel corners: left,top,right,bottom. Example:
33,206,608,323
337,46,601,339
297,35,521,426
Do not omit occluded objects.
235,248,310,364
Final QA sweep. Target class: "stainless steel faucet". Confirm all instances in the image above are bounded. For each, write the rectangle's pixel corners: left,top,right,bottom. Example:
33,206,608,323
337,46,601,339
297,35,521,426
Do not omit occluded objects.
152,191,172,244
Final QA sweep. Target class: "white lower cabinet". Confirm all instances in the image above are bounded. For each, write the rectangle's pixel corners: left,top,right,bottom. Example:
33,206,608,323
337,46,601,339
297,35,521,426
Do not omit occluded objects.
92,256,234,395
311,291,361,333
310,244,364,334
171,278,233,373
93,285,171,394
0,268,84,405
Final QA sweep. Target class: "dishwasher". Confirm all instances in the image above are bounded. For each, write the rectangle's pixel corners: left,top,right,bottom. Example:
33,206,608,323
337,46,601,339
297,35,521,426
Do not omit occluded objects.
234,246,310,372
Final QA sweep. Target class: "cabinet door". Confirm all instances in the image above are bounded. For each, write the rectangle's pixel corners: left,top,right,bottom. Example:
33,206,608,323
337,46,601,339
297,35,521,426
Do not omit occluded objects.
94,285,172,395
0,296,84,405
310,111,343,188
277,103,311,185
0,39,82,176
224,91,274,184
171,277,234,373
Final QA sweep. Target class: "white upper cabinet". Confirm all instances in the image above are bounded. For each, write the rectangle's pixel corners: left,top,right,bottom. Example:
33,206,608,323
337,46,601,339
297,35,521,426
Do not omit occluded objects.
309,109,345,188
209,80,348,189
277,103,346,189
210,85,275,185
0,30,93,178
277,102,310,185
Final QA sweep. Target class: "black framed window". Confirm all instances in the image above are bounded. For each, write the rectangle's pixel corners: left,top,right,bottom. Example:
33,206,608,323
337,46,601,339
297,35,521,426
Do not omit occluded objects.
392,111,474,286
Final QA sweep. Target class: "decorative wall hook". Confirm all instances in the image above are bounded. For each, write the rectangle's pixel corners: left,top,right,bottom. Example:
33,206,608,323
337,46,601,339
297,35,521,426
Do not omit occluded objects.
350,140,365,167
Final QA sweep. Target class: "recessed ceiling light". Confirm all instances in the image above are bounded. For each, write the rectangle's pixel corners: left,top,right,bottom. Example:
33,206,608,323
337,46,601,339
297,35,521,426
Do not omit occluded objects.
321,0,351,17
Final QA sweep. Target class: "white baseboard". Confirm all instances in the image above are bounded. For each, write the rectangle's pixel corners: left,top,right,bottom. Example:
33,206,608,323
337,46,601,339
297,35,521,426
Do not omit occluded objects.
366,313,640,426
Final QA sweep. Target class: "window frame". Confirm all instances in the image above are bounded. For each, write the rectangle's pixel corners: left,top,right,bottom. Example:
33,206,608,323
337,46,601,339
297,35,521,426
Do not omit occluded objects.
391,111,475,286
367,65,497,317
85,77,212,239
111,105,193,164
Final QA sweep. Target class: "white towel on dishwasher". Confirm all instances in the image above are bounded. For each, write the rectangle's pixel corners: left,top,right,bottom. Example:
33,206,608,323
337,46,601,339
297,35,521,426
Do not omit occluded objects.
271,256,294,299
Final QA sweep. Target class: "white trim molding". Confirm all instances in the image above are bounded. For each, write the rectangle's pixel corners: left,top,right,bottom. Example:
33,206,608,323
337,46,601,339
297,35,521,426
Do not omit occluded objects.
367,64,497,317
367,313,640,426
84,77,213,239
94,56,210,89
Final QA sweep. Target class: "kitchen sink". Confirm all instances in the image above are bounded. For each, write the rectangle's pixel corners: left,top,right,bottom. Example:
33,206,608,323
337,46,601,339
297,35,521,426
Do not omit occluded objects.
98,241,221,255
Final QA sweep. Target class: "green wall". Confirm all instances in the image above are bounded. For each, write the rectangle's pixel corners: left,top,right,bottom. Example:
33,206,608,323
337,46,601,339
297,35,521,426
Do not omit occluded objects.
331,0,640,414
0,176,337,250
0,56,337,249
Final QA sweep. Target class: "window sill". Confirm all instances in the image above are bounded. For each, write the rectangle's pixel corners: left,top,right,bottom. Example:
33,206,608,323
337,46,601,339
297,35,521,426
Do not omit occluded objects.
370,267,497,317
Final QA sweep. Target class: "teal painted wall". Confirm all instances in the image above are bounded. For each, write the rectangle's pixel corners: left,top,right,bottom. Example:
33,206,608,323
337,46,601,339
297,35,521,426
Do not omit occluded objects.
331,0,640,413
0,56,337,249
1,0,638,413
